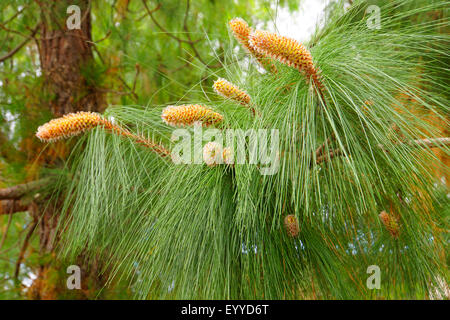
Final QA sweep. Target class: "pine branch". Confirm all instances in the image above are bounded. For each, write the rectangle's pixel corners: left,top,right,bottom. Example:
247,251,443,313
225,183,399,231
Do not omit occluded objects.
0,179,50,200
317,137,450,165
0,178,50,215
142,0,220,68
141,0,198,45
14,221,38,280
0,200,28,215
2,5,29,26
0,25,39,63
0,211,14,250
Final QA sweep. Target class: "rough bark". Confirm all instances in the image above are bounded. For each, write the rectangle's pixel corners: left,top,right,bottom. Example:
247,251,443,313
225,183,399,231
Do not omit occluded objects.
38,0,104,116
0,199,28,215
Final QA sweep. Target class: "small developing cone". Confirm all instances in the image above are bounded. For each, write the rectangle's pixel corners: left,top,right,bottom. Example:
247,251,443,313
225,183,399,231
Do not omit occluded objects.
379,211,400,239
161,104,223,127
284,214,300,238
222,147,234,165
229,18,276,72
203,142,223,167
36,111,170,158
249,30,322,88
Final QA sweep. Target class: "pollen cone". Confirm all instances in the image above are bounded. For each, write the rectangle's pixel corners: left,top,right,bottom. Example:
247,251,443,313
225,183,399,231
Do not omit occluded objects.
213,78,251,106
161,104,223,127
36,112,108,142
249,29,322,88
229,18,276,72
36,111,170,158
379,211,400,238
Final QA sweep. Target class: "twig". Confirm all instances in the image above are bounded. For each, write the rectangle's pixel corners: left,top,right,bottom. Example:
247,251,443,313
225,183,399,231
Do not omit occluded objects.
316,137,450,166
80,0,92,26
0,200,28,215
92,45,105,65
0,211,14,251
0,222,29,256
141,1,198,44
2,4,29,25
14,221,38,280
0,179,50,200
0,23,32,38
111,126,171,158
131,63,140,95
93,30,111,43
182,0,209,66
160,59,192,74
142,0,220,68
98,64,140,101
394,137,450,150
0,25,39,63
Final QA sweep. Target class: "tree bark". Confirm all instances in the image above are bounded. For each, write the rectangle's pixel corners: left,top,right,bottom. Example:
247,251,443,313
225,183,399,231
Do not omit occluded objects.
38,0,104,116
0,179,49,200
0,199,28,215
22,0,106,299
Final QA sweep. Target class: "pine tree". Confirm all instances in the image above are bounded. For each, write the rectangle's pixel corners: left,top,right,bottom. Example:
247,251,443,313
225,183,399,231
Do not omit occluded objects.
26,0,450,299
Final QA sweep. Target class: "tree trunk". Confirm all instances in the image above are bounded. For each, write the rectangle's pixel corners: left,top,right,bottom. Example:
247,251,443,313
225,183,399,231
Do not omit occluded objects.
38,0,104,116
26,0,106,299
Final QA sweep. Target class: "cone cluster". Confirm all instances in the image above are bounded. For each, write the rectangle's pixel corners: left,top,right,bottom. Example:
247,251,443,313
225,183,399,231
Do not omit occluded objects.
37,19,326,163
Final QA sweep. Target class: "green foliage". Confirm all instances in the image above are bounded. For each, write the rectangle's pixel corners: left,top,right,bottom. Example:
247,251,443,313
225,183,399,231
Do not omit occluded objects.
0,0,291,299
0,212,37,299
56,0,449,299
